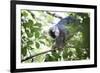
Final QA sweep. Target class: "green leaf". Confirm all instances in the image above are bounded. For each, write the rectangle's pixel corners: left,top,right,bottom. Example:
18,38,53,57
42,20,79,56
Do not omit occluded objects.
52,51,61,59
45,54,55,61
22,11,28,17
68,51,73,57
35,42,40,49
25,29,33,38
76,48,82,59
35,32,40,38
28,19,33,25
34,22,42,27
21,46,27,56
31,27,39,33
27,40,33,45
29,34,33,38
63,48,68,60
39,40,45,45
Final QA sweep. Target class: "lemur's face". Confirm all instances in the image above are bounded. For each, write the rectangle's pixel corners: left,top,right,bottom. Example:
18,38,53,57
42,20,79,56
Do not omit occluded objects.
49,26,60,39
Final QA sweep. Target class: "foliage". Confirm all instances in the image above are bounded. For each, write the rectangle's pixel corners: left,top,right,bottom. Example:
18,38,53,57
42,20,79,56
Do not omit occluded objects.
21,10,90,63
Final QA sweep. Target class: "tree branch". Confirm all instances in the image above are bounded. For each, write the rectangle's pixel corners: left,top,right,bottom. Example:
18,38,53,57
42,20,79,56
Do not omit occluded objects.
46,11,63,19
21,49,54,62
